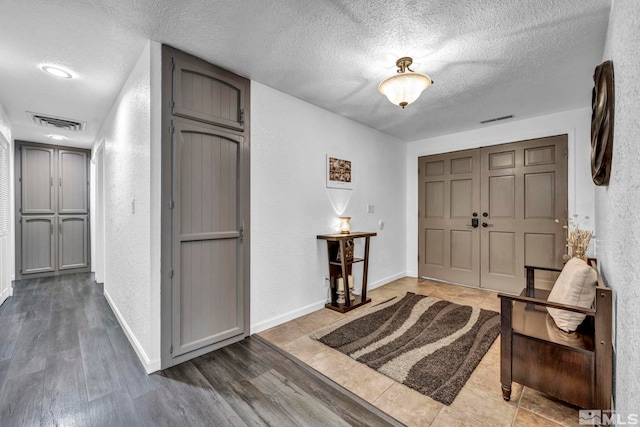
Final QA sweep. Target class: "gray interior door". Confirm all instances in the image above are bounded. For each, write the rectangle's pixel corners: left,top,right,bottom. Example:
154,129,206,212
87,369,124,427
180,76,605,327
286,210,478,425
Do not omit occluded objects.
58,216,88,270
480,136,567,293
58,150,88,214
22,216,55,274
171,120,244,357
418,149,481,286
21,146,54,214
16,142,90,279
162,45,250,367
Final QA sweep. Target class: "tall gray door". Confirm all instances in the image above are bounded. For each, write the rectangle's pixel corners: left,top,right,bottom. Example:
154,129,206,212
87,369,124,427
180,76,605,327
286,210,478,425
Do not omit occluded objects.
418,135,567,293
16,142,90,278
162,45,250,367
418,149,481,285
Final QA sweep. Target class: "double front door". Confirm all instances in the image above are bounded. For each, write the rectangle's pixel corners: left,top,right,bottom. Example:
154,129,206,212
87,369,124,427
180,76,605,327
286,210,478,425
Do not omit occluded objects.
418,135,567,294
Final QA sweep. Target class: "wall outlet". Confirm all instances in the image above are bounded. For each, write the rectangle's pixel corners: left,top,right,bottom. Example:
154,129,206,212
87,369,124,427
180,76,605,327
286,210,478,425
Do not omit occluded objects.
367,204,375,213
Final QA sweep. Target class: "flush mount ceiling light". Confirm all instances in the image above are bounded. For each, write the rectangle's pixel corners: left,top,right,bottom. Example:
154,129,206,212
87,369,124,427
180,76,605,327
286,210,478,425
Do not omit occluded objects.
40,65,73,79
47,134,67,141
378,57,433,109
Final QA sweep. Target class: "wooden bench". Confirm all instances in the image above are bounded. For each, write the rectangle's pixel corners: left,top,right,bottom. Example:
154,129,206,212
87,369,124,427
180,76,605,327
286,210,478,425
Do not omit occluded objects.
498,260,612,410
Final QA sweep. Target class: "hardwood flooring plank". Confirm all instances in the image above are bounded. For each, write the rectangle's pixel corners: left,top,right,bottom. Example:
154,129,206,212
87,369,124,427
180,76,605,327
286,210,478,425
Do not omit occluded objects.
0,359,10,393
155,361,247,426
192,352,290,426
0,370,45,426
106,326,156,399
252,369,351,427
89,390,141,427
0,312,26,361
5,318,51,380
40,347,90,426
78,327,127,401
48,307,81,354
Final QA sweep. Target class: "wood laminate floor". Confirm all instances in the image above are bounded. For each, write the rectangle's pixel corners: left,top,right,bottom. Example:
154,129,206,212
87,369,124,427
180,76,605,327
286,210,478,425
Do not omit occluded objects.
0,274,402,427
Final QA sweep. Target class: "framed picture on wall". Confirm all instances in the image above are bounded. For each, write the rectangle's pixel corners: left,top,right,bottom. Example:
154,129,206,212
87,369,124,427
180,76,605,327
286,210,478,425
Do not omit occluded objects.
326,155,353,190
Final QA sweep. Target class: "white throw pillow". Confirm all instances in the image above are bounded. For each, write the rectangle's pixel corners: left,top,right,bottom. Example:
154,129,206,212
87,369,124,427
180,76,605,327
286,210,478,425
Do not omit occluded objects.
546,258,598,332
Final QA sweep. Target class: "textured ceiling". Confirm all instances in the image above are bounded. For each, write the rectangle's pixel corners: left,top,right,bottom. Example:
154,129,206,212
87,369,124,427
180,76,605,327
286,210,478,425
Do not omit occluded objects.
0,0,611,147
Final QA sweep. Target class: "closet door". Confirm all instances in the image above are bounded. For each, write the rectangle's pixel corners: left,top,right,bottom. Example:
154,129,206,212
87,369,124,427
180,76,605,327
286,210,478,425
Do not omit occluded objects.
162,45,250,368
21,146,55,214
16,143,90,278
58,150,88,214
22,216,56,274
59,216,88,270
172,57,246,132
171,120,244,358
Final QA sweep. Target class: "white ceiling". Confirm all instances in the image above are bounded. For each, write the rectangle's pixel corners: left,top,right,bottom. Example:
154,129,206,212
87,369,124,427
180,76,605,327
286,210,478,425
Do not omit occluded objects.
0,0,611,148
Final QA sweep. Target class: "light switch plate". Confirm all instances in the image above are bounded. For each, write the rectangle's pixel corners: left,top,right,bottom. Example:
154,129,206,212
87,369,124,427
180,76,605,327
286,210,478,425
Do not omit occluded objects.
367,204,375,213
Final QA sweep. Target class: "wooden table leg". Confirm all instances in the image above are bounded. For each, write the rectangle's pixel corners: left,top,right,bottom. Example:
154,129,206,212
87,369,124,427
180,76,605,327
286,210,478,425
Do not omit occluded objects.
339,239,350,307
361,236,371,302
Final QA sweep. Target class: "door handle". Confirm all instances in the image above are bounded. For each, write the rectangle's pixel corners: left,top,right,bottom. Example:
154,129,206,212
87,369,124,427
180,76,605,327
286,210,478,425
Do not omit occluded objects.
482,222,493,228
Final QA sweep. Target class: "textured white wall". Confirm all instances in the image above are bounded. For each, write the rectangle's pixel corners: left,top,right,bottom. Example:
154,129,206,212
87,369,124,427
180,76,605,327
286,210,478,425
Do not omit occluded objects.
405,108,595,277
94,41,162,372
597,0,640,414
250,82,407,332
0,100,13,306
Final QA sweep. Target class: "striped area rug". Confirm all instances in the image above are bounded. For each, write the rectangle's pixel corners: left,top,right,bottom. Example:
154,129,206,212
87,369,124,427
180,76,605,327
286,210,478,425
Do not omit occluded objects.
310,292,500,405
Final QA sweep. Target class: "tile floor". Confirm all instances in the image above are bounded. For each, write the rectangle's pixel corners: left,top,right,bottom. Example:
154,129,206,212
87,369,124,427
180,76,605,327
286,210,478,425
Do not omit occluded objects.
259,277,583,427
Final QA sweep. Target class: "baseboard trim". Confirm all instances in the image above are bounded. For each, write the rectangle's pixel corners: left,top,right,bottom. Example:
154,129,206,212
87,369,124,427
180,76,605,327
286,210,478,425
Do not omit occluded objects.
103,289,161,373
0,286,12,307
251,298,326,334
250,270,407,334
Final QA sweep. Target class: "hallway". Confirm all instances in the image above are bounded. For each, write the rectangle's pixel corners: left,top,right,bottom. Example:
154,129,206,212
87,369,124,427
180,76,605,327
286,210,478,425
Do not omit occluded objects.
0,274,400,426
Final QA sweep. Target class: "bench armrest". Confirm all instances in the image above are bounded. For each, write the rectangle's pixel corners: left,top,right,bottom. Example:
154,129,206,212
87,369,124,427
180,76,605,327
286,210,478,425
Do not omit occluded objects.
498,293,595,316
524,265,563,273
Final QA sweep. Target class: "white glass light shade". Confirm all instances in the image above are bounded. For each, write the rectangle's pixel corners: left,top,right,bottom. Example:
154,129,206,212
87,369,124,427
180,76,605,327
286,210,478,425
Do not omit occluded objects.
378,72,432,108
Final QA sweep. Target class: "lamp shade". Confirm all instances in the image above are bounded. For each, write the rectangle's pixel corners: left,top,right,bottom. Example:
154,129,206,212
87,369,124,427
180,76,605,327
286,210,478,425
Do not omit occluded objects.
378,72,432,108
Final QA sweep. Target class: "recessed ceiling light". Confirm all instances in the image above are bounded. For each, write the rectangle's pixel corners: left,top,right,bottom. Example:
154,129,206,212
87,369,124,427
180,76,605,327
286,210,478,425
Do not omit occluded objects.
47,134,67,141
41,65,73,79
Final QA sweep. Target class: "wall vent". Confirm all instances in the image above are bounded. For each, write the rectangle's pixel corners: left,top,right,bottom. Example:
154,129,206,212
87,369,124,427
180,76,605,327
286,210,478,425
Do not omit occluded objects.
480,114,514,124
26,111,86,132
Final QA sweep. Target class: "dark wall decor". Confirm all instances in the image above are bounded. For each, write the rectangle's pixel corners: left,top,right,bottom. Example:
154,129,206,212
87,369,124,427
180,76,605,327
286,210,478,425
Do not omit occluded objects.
591,60,615,186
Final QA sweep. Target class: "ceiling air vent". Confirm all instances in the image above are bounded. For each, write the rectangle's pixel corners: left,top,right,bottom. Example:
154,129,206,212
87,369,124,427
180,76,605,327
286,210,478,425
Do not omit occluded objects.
480,114,514,124
26,111,86,132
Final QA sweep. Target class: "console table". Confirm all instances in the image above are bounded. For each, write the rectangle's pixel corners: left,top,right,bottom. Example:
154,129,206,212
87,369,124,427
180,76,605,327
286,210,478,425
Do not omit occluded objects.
317,232,377,313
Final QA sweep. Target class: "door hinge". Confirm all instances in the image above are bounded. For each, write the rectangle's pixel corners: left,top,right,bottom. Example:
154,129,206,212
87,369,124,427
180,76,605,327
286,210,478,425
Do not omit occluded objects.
59,178,62,187
240,109,244,125
169,343,173,354
169,268,174,279
564,149,568,158
170,100,175,111
19,207,22,213
169,200,174,209
19,218,22,224
50,177,53,187
239,225,244,243
170,121,175,135
170,57,175,71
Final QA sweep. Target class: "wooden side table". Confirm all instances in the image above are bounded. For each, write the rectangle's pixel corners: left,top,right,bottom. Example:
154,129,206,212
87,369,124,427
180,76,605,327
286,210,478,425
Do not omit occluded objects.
317,232,377,313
